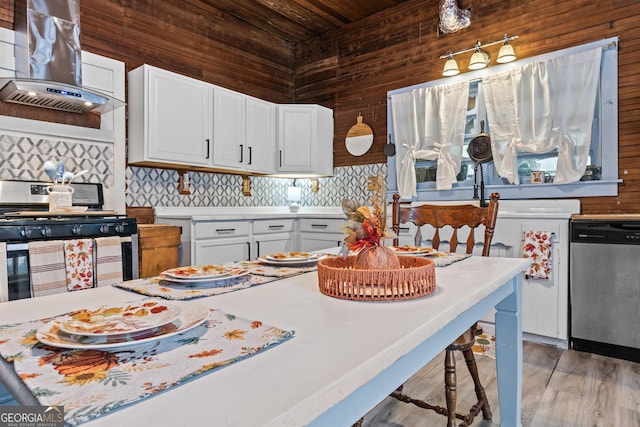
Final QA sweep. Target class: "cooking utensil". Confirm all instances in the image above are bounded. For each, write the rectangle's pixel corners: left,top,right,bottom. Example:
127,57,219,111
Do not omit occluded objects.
61,171,74,186
467,121,492,164
55,161,65,184
43,161,58,182
66,169,88,186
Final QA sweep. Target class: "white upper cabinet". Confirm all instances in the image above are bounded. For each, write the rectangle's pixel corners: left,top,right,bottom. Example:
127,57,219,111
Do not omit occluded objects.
212,88,276,174
212,86,244,169
128,64,329,176
277,104,334,176
128,64,213,167
244,96,276,174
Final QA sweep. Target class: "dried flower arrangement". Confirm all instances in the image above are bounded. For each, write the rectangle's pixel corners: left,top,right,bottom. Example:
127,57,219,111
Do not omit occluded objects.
339,175,399,269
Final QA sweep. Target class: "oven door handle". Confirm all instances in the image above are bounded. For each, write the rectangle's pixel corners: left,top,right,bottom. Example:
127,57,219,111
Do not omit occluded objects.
6,243,28,251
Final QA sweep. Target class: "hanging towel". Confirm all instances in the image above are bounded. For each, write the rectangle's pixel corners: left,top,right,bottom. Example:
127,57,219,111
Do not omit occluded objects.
28,241,68,297
94,236,123,287
63,239,94,291
522,230,553,280
0,243,8,302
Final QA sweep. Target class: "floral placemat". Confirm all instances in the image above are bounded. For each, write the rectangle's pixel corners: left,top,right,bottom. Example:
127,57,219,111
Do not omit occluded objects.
113,275,277,300
428,252,471,267
226,260,321,277
0,301,294,426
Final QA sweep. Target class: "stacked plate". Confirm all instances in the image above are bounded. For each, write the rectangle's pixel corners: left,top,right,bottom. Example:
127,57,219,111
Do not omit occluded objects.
390,245,439,257
257,251,326,266
36,300,209,349
159,265,250,287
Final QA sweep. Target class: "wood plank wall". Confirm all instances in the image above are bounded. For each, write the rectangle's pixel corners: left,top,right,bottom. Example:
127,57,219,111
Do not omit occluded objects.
1,0,639,214
0,0,295,103
295,0,640,214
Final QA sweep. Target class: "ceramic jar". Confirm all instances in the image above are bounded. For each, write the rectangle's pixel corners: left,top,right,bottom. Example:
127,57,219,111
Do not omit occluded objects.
47,185,74,211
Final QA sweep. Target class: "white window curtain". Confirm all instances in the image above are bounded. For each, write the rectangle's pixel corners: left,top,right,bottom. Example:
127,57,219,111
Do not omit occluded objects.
391,81,469,199
482,47,602,184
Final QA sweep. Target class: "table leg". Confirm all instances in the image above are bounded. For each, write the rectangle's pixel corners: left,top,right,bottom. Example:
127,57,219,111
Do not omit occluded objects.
495,274,523,427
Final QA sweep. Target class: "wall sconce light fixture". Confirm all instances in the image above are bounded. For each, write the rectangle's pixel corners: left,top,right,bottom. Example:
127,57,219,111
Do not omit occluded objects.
442,50,460,76
440,34,519,76
177,170,191,195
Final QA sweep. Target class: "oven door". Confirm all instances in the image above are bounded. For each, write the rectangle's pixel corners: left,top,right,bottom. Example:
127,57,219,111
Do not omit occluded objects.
0,236,138,302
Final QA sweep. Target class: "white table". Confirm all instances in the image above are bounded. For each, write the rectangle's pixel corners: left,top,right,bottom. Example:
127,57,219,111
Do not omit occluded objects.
0,256,528,427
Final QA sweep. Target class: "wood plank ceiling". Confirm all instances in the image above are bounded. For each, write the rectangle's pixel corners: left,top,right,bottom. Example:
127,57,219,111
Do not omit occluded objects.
195,0,413,44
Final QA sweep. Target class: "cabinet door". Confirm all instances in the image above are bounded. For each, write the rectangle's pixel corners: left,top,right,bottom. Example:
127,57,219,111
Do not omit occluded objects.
245,96,276,173
278,105,314,172
299,233,343,252
212,87,245,169
147,67,212,165
254,233,297,259
195,237,250,264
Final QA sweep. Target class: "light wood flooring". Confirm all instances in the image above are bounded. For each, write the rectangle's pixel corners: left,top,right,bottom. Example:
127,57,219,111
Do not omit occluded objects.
361,341,640,427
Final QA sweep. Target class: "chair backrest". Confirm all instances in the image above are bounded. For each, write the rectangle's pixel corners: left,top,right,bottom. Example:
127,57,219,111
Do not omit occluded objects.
391,193,500,256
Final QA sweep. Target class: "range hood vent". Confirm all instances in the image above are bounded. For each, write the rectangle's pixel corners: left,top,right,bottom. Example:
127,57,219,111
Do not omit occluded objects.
0,0,124,115
0,79,122,114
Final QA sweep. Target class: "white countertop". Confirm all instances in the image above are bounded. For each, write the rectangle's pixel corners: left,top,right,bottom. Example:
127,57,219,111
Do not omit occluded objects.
0,256,528,427
155,198,580,221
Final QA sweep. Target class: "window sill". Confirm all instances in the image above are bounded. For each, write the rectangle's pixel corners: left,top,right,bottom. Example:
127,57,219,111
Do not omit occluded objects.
411,179,620,201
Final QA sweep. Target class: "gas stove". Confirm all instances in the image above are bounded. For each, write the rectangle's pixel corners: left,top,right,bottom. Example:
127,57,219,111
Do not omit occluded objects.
0,180,136,243
0,180,139,301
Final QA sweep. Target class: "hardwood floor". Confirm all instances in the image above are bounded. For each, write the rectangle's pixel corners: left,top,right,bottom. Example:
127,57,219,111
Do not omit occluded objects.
361,341,640,427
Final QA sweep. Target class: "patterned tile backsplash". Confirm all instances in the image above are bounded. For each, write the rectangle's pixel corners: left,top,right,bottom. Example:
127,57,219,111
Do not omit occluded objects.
0,131,387,209
126,163,388,208
0,133,115,187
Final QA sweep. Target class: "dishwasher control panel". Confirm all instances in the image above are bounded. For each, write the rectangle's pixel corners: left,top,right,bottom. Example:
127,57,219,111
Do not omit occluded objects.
571,220,640,244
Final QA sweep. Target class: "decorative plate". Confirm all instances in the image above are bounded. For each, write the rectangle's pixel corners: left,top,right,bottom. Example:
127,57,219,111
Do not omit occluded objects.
257,255,326,266
391,246,436,255
158,273,250,287
163,265,248,280
264,251,321,261
37,301,209,350
58,300,182,337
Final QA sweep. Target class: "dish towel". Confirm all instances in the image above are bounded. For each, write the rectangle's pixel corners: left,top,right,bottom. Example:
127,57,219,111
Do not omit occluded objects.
522,230,553,280
28,241,68,297
63,239,94,291
94,236,123,287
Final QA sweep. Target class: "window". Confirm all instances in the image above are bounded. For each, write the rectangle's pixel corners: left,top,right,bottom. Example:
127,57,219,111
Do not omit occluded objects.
388,37,619,201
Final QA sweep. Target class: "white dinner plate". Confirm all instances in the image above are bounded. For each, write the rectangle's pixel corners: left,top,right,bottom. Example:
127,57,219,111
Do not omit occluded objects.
162,265,248,280
58,300,182,337
264,251,322,262
36,301,209,350
257,254,326,266
391,246,437,256
158,273,251,287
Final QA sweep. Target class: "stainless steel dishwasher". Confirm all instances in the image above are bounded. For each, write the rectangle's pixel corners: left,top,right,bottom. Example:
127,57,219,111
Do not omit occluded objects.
570,217,640,363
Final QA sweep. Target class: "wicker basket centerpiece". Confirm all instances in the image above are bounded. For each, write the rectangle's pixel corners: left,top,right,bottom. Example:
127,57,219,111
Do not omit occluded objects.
320,176,436,301
317,255,436,301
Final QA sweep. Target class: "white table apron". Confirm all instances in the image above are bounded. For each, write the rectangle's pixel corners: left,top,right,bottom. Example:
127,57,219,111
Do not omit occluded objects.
0,256,528,427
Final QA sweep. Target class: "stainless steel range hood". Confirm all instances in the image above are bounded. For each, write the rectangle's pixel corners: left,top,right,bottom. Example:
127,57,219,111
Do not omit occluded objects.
0,0,123,114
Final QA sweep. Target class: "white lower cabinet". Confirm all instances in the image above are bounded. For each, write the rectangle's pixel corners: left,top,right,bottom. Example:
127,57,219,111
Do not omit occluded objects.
299,218,344,252
195,237,251,265
253,219,297,259
193,220,251,264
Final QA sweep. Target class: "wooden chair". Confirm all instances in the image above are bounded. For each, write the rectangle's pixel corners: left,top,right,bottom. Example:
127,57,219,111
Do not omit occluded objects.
389,192,500,427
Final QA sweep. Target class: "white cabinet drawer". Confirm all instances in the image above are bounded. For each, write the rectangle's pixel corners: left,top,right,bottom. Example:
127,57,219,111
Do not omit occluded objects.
194,221,250,239
253,218,295,234
299,218,343,234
